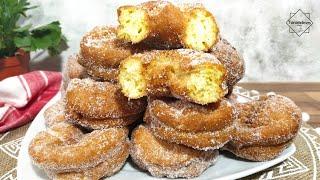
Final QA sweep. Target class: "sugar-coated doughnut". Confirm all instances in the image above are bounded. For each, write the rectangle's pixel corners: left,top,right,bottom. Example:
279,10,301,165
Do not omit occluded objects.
119,49,227,105
224,141,291,162
66,78,147,119
231,94,301,147
46,140,129,180
148,97,233,132
44,99,66,127
117,1,219,51
210,38,245,92
130,125,218,178
28,122,129,172
66,110,142,130
145,110,234,151
225,94,301,161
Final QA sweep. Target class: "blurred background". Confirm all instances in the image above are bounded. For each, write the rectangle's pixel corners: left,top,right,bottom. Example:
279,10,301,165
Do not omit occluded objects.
24,0,320,82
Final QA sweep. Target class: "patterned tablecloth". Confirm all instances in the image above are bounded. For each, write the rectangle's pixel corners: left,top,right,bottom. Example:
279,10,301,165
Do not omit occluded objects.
0,122,319,180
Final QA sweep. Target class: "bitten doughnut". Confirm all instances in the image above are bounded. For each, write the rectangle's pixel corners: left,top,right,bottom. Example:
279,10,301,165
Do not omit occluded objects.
28,122,129,172
66,78,146,119
66,110,142,130
225,94,302,161
44,99,66,127
117,1,219,51
148,97,233,132
130,125,218,178
210,38,245,92
46,140,129,180
119,49,227,105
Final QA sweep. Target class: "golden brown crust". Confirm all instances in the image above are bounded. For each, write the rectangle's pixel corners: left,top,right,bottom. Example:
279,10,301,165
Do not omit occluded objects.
149,98,234,132
231,94,302,148
145,110,234,150
117,1,219,51
66,78,147,119
130,125,218,178
47,140,129,180
224,141,291,161
28,122,129,172
210,38,245,90
119,49,227,105
66,110,142,130
44,99,66,127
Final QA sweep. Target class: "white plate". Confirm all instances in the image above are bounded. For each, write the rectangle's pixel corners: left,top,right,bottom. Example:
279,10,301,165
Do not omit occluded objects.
17,92,296,180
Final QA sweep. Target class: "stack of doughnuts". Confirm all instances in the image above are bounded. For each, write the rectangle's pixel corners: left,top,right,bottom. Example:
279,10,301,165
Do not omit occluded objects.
29,1,302,179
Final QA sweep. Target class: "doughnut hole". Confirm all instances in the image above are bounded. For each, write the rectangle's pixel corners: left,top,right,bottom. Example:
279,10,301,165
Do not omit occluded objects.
184,65,225,104
117,7,150,43
184,9,219,51
119,57,146,99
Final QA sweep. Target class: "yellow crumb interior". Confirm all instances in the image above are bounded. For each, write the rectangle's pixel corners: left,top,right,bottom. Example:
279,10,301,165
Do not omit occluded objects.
185,66,224,104
184,9,218,51
119,57,146,99
117,7,149,43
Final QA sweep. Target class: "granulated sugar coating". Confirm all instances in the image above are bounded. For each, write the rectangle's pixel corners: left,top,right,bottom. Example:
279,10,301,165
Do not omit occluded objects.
80,26,133,68
44,99,67,127
210,38,245,91
46,139,130,179
145,110,234,151
65,110,142,130
224,94,302,161
28,122,129,173
148,97,234,132
66,78,147,119
232,94,302,147
130,125,218,178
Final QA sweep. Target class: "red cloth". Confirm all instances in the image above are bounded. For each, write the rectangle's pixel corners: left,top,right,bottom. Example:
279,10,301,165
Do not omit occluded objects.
0,71,62,133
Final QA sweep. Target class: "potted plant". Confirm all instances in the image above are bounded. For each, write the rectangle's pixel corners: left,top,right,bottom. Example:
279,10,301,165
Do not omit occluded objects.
0,0,67,80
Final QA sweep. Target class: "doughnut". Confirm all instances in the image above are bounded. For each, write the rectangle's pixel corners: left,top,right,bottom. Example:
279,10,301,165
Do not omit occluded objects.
231,94,301,147
148,97,234,132
28,122,129,173
130,125,218,178
224,141,291,162
66,110,142,130
46,139,129,179
44,99,66,127
62,55,88,91
210,38,245,92
225,94,301,161
117,1,219,51
145,109,234,151
119,49,227,105
80,26,133,68
85,66,119,82
66,78,147,119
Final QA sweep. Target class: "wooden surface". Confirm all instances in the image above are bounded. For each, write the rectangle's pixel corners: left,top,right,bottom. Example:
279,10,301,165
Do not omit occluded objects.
239,82,320,128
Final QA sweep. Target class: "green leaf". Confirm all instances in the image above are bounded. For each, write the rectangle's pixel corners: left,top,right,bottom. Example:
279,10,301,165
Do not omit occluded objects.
14,35,31,49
